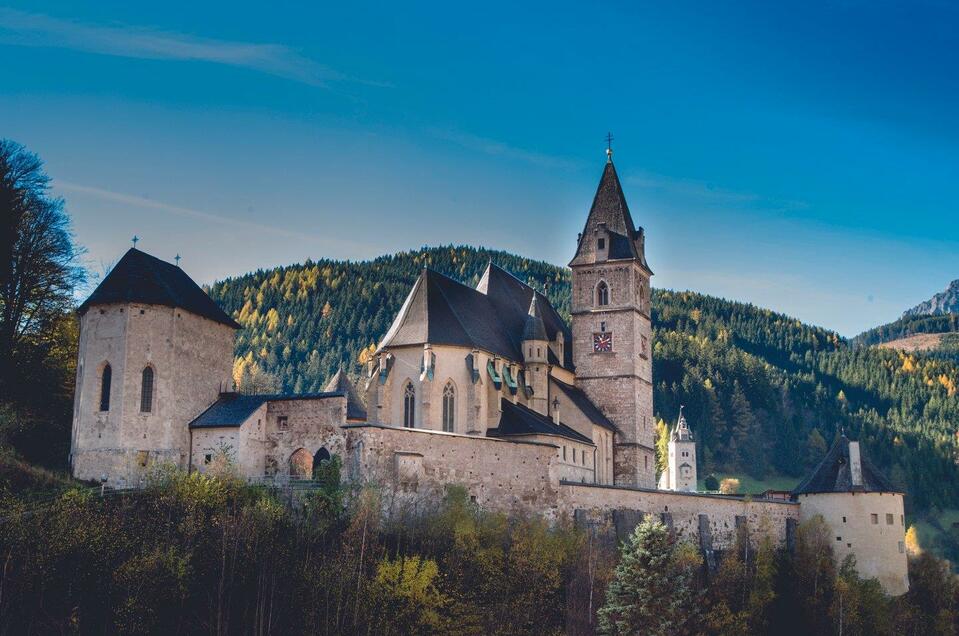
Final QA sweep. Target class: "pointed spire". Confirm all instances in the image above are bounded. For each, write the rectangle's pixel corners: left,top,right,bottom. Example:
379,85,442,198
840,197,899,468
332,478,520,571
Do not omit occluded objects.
522,294,548,342
672,406,693,441
569,156,649,270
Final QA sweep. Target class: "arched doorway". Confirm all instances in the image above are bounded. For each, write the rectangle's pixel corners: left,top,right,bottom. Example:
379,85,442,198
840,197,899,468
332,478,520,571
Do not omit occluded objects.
289,448,312,479
313,447,331,466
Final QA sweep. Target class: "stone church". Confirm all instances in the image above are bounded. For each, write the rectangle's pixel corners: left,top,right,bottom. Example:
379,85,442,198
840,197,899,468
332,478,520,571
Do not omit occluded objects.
69,150,909,595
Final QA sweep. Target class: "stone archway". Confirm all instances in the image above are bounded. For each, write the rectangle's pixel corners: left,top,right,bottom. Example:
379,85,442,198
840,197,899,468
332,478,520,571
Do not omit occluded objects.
289,448,312,478
313,447,331,466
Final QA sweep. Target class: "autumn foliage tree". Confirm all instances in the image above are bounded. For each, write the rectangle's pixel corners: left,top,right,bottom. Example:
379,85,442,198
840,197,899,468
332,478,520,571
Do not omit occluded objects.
0,139,84,466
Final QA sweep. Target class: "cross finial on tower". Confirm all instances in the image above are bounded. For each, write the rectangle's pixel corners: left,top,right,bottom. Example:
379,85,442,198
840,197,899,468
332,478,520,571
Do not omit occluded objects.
605,132,614,162
131,235,139,248
174,254,181,267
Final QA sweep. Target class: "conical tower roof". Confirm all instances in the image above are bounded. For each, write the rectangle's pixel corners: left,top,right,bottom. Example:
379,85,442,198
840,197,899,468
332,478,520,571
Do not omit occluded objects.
78,248,240,328
793,434,898,495
522,294,548,341
570,159,650,270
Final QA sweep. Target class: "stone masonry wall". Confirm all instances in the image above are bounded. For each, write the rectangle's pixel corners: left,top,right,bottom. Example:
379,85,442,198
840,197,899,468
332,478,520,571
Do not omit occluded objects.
72,303,233,485
342,424,799,553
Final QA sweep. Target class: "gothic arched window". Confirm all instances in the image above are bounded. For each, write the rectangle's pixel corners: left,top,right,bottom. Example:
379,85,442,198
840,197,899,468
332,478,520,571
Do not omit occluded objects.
596,281,610,306
442,381,455,432
99,364,112,411
140,366,154,413
403,381,416,428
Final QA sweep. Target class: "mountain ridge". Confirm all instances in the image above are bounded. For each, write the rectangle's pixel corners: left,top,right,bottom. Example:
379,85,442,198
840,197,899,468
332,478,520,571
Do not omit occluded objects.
904,279,959,318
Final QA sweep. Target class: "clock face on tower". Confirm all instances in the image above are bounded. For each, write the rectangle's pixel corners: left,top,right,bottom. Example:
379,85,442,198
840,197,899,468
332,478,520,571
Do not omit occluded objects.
593,332,613,353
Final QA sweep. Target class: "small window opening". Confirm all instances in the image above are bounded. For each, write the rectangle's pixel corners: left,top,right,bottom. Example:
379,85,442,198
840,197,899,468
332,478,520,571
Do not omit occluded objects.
204,453,212,464
871,514,878,524
597,237,605,250
404,382,416,428
596,281,609,306
140,366,154,413
886,513,894,525
99,364,112,411
277,416,289,430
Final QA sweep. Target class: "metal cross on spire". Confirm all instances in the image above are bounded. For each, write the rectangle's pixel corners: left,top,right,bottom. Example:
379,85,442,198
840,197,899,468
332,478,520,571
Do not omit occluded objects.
174,254,181,267
131,235,139,248
605,132,614,162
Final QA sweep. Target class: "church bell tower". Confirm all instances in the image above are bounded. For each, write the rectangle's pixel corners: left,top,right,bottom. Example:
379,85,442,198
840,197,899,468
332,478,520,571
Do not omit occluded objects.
570,146,655,488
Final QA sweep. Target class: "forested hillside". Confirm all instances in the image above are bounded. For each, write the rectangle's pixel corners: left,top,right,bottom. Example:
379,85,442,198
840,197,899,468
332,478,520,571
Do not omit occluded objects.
208,246,959,512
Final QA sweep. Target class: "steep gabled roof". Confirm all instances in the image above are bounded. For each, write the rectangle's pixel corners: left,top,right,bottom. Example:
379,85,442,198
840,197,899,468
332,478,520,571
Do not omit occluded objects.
476,263,574,368
793,435,899,495
487,398,593,445
551,378,617,432
323,368,368,420
570,160,650,270
189,391,343,428
78,248,240,329
378,264,573,369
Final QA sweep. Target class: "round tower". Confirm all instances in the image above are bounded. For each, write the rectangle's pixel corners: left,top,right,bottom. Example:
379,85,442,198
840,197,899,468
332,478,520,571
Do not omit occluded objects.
71,248,238,485
793,434,909,596
521,294,550,415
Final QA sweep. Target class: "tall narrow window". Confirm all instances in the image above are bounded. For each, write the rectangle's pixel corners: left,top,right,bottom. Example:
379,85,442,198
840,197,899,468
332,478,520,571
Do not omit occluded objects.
99,364,112,411
404,381,416,428
596,281,609,306
442,381,455,432
140,366,154,413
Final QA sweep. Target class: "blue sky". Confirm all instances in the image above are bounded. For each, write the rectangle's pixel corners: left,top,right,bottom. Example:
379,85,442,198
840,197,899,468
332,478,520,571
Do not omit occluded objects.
2,1,957,336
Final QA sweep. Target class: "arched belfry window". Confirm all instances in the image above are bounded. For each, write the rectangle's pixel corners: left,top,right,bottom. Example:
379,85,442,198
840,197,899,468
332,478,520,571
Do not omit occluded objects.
442,381,455,432
596,281,610,307
140,366,154,413
99,364,112,411
403,381,416,428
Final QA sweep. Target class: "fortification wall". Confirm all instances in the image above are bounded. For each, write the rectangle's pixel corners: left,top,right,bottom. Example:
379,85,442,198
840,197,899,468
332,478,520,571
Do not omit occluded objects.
342,424,799,553
343,424,562,516
559,482,799,550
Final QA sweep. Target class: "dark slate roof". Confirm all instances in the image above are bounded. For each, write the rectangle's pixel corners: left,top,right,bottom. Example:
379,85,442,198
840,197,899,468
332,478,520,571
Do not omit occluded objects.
78,248,241,329
487,398,594,445
551,379,617,432
189,392,342,428
323,369,367,420
378,263,574,368
793,435,899,495
569,160,651,271
522,295,548,342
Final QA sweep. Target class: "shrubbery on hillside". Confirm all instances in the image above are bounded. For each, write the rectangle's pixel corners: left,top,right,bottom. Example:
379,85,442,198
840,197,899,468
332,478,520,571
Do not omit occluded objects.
1,470,954,635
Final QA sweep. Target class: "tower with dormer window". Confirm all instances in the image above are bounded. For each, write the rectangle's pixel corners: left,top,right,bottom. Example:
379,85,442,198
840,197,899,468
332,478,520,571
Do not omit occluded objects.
570,149,655,487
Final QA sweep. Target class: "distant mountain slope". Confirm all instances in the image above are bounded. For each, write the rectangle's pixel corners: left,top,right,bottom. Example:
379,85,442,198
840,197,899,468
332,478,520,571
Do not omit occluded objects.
905,279,959,317
855,313,959,348
208,245,959,512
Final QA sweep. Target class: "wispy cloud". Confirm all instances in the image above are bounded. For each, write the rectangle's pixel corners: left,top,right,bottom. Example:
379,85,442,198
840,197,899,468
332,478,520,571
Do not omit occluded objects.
0,8,386,88
430,128,579,170
57,181,314,242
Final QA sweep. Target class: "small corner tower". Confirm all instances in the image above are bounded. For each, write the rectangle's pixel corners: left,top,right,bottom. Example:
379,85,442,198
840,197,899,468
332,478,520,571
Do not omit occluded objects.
793,434,909,596
570,146,655,487
522,294,550,415
71,248,238,485
663,407,697,492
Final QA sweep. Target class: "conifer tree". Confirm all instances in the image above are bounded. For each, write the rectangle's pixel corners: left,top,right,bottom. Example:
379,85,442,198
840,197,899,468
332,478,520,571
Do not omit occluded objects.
598,516,700,636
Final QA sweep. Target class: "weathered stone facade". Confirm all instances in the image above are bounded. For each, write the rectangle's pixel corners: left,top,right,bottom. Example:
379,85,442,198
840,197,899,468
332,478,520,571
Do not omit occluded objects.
71,302,234,484
797,491,909,595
